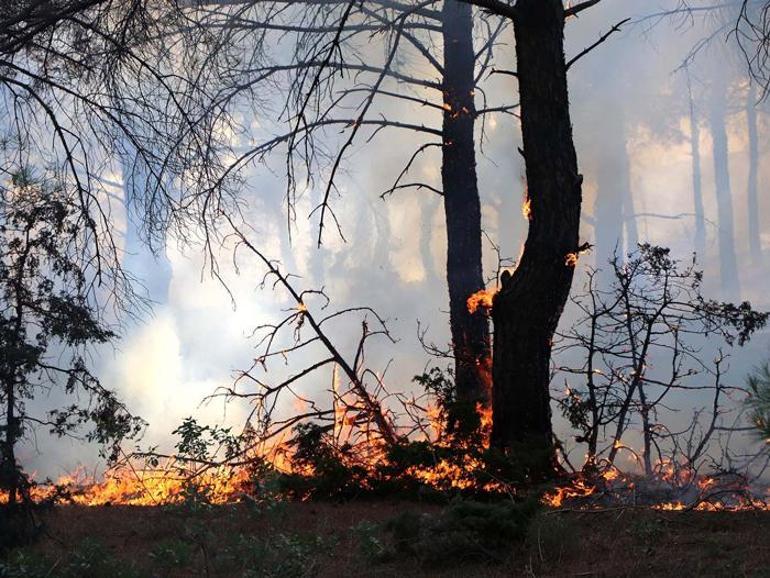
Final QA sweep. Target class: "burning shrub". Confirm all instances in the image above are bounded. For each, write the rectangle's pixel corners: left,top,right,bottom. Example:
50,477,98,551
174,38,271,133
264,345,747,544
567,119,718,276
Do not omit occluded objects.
549,245,768,508
276,423,369,500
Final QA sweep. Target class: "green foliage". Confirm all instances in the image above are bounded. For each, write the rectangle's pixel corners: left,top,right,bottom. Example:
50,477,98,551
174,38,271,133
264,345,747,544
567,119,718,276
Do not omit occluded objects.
173,417,242,464
379,499,540,567
231,532,334,578
413,366,481,441
526,512,579,566
0,176,143,548
149,538,194,569
747,364,770,439
0,538,142,578
278,423,368,500
558,244,768,460
352,520,391,562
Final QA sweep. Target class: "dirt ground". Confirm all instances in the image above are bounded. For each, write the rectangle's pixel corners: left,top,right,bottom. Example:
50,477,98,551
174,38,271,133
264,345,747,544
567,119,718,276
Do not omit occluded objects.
16,502,770,577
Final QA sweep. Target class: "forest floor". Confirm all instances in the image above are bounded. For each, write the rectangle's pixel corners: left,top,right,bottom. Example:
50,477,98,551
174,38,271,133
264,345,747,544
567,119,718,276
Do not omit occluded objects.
7,501,770,577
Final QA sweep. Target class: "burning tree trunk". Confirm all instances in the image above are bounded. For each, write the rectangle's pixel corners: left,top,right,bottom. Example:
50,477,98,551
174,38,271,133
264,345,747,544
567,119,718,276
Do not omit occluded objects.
490,0,583,474
441,1,491,405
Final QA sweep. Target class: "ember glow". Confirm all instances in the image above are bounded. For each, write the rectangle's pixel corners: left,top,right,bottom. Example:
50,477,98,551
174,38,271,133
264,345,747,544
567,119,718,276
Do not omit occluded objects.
541,463,770,512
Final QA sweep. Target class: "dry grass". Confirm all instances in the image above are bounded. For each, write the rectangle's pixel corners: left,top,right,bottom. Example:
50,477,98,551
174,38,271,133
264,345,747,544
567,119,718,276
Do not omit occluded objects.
9,502,770,577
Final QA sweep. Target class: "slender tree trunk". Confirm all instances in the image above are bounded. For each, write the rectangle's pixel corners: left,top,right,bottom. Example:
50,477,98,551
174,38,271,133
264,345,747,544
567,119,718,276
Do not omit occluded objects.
747,82,762,265
491,0,582,475
687,69,707,260
2,379,18,506
593,105,632,270
709,79,741,300
621,158,638,252
441,1,491,404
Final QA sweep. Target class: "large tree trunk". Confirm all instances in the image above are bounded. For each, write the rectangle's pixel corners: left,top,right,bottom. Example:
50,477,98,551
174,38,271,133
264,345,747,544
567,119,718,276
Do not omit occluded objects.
687,68,707,260
491,0,582,475
441,1,491,404
709,79,741,300
747,82,762,266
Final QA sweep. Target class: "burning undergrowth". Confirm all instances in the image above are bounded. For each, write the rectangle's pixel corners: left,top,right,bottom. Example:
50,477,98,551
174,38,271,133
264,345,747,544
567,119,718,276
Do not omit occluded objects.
543,465,770,512
3,244,770,519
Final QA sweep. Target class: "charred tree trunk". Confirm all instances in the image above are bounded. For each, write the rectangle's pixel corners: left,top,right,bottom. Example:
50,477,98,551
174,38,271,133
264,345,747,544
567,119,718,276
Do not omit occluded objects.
491,0,582,476
1,379,18,506
709,79,741,300
747,82,762,265
441,1,491,404
686,68,707,260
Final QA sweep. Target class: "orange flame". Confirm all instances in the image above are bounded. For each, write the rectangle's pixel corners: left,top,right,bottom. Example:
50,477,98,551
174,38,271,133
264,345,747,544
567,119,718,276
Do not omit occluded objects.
467,288,497,314
522,197,532,221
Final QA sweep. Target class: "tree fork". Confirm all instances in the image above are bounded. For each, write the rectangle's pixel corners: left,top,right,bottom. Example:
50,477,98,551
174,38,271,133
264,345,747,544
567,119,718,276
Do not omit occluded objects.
490,0,583,477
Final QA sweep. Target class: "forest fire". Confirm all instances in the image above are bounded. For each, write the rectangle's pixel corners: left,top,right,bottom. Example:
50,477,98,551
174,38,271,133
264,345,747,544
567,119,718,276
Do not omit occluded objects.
541,463,770,512
0,467,255,507
9,450,770,513
0,400,504,506
467,288,497,314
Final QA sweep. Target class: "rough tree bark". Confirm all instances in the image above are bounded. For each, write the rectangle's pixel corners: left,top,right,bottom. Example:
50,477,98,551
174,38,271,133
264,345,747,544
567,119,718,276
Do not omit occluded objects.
441,0,491,404
491,0,582,474
1,380,18,506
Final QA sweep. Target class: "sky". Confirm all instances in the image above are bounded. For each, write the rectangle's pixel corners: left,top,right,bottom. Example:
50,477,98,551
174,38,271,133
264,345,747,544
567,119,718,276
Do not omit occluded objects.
17,0,770,479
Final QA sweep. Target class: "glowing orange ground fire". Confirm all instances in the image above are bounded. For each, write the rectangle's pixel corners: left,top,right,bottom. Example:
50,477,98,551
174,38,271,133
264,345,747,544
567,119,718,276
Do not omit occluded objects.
0,401,503,506
5,432,770,510
8,454,770,511
541,462,770,512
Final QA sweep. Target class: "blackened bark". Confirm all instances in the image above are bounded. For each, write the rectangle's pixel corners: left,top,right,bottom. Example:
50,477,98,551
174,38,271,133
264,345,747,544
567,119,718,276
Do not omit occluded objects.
1,380,18,506
747,83,762,265
491,0,582,474
709,79,741,300
441,1,491,404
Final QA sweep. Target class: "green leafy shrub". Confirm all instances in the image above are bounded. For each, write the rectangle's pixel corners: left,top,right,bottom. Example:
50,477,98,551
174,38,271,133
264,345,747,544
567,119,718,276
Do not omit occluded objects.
382,499,540,567
277,423,368,500
747,364,770,439
0,538,141,578
149,538,194,569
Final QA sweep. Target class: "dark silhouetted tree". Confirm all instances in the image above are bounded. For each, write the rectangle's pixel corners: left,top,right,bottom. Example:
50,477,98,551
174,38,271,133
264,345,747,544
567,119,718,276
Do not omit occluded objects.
0,173,143,508
458,0,622,474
